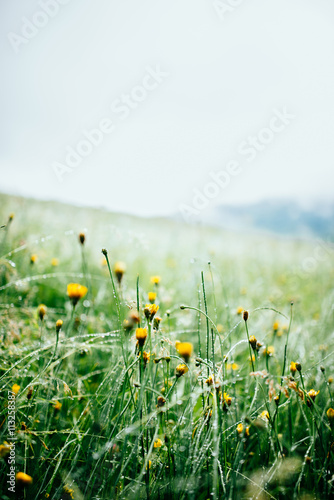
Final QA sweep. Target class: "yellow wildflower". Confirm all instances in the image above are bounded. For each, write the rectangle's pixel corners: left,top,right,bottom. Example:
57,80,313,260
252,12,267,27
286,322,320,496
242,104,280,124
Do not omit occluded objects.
307,389,319,402
290,361,297,374
0,442,12,458
63,485,74,499
223,392,232,406
142,351,150,365
227,363,240,371
37,304,47,321
265,346,275,357
260,410,269,421
53,401,62,411
136,328,148,347
176,342,193,362
16,472,33,486
176,364,188,378
12,384,20,395
236,307,243,315
56,319,63,332
327,408,334,421
148,292,157,303
144,303,159,321
273,321,279,331
154,439,163,448
51,258,59,266
237,423,250,436
150,275,161,285
67,283,88,306
114,261,126,283
30,254,38,264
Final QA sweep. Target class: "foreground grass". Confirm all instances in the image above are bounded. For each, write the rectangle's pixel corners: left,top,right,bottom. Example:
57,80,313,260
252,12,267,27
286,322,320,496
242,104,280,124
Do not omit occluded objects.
0,194,334,499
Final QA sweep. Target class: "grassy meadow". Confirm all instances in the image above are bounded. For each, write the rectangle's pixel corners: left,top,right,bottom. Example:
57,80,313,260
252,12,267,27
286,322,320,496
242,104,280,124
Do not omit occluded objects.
0,193,333,499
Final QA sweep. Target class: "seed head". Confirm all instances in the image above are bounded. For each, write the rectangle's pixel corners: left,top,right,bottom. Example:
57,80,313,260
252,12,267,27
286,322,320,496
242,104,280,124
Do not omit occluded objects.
243,310,249,321
157,396,166,407
27,386,33,400
249,335,257,350
153,316,162,330
79,232,85,245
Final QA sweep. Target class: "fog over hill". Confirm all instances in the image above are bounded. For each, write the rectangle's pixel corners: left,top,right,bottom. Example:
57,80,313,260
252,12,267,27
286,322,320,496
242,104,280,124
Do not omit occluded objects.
180,200,334,239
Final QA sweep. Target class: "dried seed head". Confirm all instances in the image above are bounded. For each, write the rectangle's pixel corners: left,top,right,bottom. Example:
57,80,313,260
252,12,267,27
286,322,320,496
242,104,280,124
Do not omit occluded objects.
157,396,166,407
153,316,162,330
243,310,249,321
249,335,257,350
79,232,85,245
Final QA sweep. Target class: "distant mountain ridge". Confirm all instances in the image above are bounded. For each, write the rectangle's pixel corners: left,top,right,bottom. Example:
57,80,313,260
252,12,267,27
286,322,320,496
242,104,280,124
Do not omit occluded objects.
199,200,334,238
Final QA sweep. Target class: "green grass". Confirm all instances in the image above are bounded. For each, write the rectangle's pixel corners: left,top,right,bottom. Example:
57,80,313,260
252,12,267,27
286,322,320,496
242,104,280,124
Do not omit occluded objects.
0,193,333,499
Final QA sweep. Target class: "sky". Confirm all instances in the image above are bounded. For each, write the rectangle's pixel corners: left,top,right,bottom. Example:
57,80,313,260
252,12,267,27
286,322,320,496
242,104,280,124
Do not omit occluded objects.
1,0,334,218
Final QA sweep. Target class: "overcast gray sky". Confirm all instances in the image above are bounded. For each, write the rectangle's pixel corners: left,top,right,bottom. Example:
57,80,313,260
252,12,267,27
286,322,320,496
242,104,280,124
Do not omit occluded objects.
1,0,334,217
